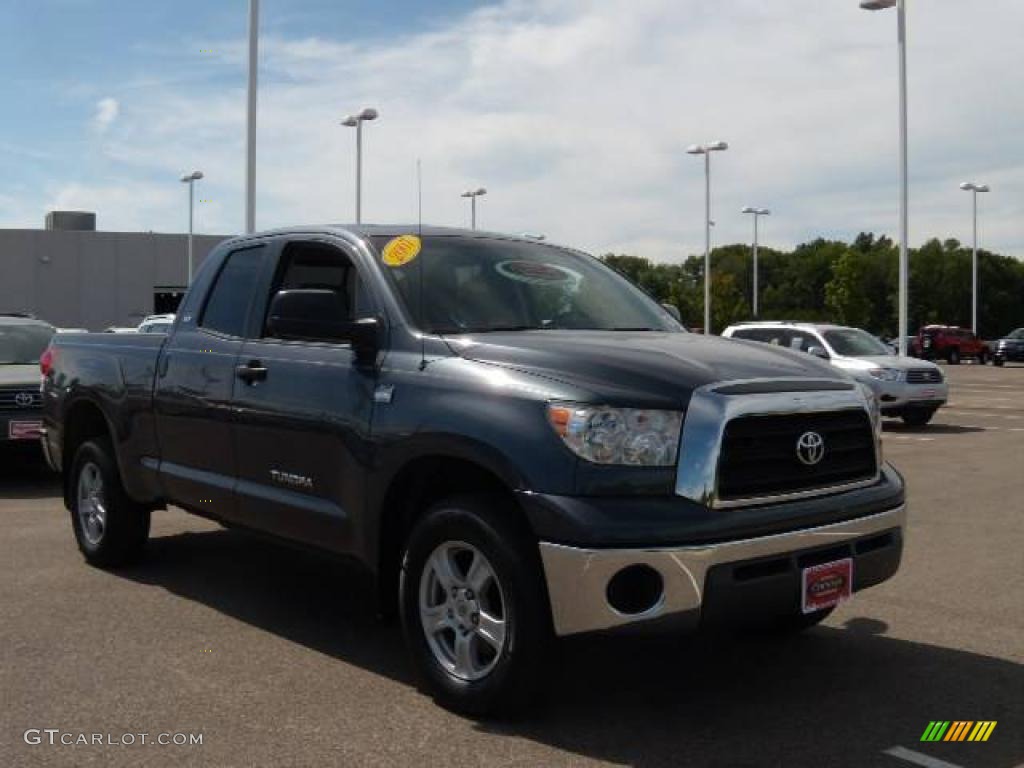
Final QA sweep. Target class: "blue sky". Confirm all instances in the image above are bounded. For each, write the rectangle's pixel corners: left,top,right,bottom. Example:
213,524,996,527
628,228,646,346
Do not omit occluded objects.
2,0,1023,260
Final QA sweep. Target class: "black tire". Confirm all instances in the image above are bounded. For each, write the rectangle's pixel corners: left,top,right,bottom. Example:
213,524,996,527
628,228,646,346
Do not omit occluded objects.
978,349,989,365
947,348,960,365
399,495,552,717
994,358,1005,367
69,438,150,567
901,409,935,427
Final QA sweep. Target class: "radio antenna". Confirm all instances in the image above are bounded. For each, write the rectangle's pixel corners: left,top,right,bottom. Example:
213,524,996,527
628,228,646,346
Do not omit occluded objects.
417,158,427,370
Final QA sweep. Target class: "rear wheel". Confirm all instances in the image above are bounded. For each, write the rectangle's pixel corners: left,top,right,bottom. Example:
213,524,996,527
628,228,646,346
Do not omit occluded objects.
399,495,552,716
978,349,989,365
994,357,1005,367
901,409,935,427
69,438,150,566
947,348,961,365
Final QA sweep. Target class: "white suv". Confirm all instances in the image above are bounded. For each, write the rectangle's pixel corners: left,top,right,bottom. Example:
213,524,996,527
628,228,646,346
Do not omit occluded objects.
722,322,948,427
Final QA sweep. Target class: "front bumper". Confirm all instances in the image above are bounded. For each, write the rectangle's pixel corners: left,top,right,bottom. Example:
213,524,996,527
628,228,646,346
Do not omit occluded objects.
868,379,948,413
539,503,904,636
995,345,1024,362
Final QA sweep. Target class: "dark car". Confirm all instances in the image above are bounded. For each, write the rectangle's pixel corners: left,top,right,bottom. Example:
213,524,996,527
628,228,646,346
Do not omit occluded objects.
41,226,905,715
917,325,989,365
993,328,1024,366
0,315,54,445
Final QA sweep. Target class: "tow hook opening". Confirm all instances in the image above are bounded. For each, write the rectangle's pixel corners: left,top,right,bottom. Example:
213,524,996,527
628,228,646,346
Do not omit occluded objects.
606,564,664,616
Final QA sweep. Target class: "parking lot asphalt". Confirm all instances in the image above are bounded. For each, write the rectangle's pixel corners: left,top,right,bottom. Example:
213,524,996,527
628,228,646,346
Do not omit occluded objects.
1,364,1021,768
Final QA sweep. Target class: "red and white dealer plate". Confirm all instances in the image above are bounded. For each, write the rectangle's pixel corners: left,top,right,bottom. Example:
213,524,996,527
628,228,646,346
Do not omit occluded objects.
8,420,43,440
801,557,853,614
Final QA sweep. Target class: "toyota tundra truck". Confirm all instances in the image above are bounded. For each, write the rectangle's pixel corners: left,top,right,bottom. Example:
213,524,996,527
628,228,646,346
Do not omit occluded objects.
41,226,905,715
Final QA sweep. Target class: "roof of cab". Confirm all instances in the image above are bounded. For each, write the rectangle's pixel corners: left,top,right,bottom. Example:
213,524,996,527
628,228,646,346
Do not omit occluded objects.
219,224,554,249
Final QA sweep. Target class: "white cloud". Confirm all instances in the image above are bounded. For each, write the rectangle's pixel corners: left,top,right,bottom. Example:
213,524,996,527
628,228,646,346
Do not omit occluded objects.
16,0,1024,259
92,97,120,133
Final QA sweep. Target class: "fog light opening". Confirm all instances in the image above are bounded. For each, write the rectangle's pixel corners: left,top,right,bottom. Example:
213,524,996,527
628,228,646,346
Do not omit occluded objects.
606,564,664,616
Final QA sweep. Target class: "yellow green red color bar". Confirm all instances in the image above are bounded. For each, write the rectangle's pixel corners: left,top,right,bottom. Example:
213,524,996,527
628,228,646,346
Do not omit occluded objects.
920,721,997,742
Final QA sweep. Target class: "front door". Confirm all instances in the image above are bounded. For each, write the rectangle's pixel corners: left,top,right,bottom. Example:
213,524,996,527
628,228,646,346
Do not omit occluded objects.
153,244,269,518
230,237,378,554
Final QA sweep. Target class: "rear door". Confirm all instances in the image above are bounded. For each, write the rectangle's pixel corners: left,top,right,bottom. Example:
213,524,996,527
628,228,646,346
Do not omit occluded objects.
229,236,379,553
153,244,270,517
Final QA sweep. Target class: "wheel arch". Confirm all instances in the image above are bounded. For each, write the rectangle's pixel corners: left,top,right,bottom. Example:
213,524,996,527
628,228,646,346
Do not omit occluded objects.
372,444,532,617
61,397,116,509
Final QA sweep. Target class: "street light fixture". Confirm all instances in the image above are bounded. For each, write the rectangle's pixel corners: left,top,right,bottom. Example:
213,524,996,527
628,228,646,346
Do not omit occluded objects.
960,182,990,336
461,187,487,230
179,170,204,284
340,107,379,224
687,141,728,334
741,206,771,318
861,0,909,357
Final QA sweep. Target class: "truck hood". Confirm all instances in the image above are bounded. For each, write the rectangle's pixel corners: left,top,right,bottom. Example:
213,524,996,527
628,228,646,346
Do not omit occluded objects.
0,364,41,387
444,331,847,407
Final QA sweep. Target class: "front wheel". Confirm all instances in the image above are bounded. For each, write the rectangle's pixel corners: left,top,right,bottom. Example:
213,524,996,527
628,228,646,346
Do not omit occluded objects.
994,357,1005,367
69,438,150,567
978,349,989,365
947,348,961,365
399,495,552,716
902,409,936,427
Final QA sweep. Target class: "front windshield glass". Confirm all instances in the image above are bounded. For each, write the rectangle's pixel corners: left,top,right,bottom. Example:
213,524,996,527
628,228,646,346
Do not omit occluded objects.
824,328,891,357
371,235,681,334
0,323,55,364
1007,328,1024,340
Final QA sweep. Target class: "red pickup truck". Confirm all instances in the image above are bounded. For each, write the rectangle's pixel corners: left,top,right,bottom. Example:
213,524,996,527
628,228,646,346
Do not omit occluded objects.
916,325,989,365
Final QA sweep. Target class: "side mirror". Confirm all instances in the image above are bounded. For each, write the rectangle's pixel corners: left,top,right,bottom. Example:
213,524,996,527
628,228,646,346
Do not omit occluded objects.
266,289,379,364
661,303,682,323
807,345,830,360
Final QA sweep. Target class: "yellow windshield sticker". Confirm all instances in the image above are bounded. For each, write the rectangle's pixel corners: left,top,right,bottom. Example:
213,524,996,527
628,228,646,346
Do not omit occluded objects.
381,235,422,267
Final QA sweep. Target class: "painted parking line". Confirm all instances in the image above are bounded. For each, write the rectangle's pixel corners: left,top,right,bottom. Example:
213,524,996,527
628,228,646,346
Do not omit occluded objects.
884,435,937,442
883,745,965,768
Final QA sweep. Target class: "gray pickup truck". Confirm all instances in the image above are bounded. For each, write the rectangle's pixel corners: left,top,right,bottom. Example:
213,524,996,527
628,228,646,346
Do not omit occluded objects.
42,226,906,715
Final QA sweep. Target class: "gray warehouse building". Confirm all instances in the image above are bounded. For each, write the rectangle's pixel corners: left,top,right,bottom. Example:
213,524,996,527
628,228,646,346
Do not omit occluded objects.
0,212,229,330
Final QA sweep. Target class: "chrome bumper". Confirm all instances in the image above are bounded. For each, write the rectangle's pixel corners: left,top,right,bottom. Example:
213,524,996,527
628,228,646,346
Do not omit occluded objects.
539,504,905,636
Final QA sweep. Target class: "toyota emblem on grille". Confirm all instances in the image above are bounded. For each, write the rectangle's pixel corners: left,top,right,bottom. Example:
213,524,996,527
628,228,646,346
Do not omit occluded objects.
796,431,825,466
15,392,35,407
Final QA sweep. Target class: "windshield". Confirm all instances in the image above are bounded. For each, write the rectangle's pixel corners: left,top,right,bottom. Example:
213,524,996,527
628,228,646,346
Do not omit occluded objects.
0,323,55,364
824,328,891,357
1007,328,1024,340
371,235,681,334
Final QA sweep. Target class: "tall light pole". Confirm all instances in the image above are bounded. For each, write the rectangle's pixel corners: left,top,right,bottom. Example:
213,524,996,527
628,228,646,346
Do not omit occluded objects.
461,187,487,229
960,182,990,335
686,141,728,334
180,171,204,284
341,108,379,224
245,0,258,234
861,0,909,356
741,206,771,318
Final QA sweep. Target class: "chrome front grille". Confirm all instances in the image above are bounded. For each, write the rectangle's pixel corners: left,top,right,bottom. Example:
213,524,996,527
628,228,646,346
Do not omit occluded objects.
906,368,943,384
0,387,42,411
718,410,877,501
675,379,881,508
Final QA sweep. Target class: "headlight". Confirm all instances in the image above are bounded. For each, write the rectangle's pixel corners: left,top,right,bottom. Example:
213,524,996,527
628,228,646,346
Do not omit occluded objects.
867,367,902,382
547,404,683,466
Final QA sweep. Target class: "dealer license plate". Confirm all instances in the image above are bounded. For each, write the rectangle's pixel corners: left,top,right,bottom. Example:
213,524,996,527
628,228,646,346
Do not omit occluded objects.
801,558,853,614
8,420,42,440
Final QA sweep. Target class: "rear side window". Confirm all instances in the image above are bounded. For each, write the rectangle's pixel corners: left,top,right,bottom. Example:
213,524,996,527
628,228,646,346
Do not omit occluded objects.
201,247,265,337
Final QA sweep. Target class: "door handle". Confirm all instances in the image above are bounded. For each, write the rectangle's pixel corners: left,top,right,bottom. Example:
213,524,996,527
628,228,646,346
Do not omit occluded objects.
236,361,268,383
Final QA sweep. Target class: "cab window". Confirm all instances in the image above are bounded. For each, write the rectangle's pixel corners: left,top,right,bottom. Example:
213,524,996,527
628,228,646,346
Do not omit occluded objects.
263,241,368,340
200,246,266,337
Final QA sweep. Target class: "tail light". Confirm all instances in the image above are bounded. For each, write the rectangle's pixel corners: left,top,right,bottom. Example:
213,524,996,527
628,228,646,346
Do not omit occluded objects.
40,346,56,378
